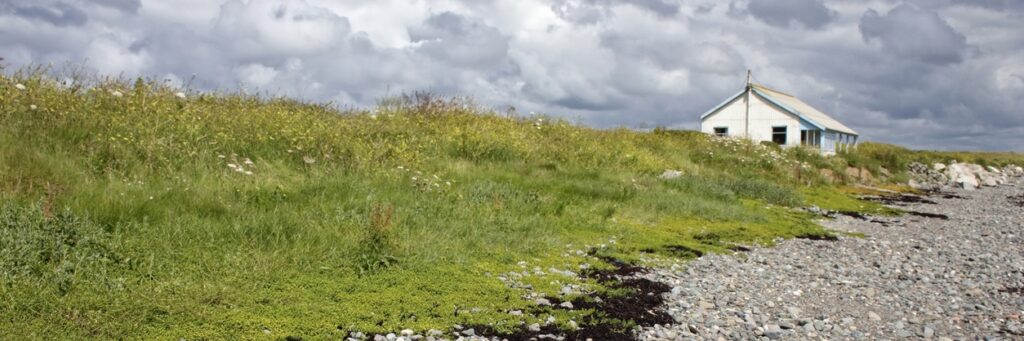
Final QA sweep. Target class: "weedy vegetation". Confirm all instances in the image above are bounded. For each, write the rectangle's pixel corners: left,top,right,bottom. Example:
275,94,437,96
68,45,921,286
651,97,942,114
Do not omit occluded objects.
2,67,1022,339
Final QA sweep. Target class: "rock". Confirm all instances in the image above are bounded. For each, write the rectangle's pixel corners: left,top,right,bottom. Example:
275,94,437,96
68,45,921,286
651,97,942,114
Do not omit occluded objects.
400,329,414,336
659,170,683,179
527,323,541,332
535,298,551,306
933,163,946,171
868,311,881,321
819,168,836,183
461,328,475,336
924,325,935,338
955,173,979,190
559,301,573,309
763,324,783,339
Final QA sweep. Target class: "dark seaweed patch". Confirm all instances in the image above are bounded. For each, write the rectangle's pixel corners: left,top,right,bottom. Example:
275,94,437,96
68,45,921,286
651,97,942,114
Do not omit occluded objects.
903,210,950,220
860,194,937,205
663,245,705,258
471,255,672,341
795,233,839,241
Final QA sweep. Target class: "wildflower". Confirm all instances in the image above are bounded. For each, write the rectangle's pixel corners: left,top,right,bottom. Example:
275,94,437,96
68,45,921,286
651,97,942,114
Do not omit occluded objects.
411,176,418,181
227,163,238,169
397,166,404,170
302,156,316,164
175,92,186,99
110,90,123,97
235,167,245,173
244,158,254,166
29,105,37,110
14,83,26,91
218,154,226,159
445,181,451,186
244,171,253,176
149,196,154,200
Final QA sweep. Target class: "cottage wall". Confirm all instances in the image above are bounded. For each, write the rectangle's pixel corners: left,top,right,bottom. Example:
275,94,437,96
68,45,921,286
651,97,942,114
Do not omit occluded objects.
700,93,802,146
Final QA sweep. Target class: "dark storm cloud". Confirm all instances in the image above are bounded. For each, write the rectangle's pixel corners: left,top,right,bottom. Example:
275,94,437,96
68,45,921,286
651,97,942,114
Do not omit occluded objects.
550,0,680,24
859,4,970,65
744,0,836,29
4,1,88,27
1,0,1022,151
89,0,141,13
409,12,510,67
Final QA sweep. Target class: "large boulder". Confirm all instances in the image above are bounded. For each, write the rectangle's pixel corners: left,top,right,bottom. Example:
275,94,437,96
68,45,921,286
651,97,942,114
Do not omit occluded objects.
907,162,948,189
978,172,1000,187
1004,165,1024,177
845,167,875,184
933,163,946,171
945,163,981,190
955,173,979,190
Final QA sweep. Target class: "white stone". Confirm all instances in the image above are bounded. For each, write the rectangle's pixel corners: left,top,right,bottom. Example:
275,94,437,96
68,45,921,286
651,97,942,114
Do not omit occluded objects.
659,169,683,179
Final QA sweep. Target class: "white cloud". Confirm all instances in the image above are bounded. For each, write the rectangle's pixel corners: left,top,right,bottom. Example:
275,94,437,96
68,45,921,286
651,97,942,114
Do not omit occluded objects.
234,63,278,88
1,0,1022,151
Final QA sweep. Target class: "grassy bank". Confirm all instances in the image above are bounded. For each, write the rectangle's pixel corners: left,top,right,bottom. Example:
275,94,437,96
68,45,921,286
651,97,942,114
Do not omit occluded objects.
1,70,1020,339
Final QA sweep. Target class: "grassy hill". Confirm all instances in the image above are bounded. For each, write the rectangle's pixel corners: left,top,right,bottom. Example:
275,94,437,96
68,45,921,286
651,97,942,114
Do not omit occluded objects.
2,70,1021,339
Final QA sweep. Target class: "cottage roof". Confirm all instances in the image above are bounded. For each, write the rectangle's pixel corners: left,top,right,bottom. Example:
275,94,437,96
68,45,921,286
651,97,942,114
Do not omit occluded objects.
751,84,858,135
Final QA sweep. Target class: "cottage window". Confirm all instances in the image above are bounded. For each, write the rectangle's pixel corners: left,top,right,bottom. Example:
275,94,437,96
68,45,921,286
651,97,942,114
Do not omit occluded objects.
713,127,728,136
772,126,787,145
800,130,819,147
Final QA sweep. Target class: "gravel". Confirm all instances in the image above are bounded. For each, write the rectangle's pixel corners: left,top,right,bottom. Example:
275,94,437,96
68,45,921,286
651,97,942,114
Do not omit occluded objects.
637,178,1024,340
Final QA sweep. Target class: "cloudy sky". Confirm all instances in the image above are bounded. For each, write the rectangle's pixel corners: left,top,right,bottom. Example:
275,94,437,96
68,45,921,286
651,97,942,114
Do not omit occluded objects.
2,0,1022,151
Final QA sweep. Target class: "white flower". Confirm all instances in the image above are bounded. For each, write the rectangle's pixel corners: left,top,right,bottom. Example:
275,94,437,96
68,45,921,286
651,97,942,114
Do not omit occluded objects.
244,158,254,165
111,90,123,98
235,167,245,173
445,181,451,186
227,163,238,169
302,155,316,164
218,154,226,159
244,171,253,176
14,83,26,91
29,105,37,110
411,176,418,181
174,92,186,99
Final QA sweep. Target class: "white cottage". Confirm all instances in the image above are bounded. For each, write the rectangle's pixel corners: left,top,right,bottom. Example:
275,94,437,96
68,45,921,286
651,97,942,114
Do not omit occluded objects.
699,73,858,154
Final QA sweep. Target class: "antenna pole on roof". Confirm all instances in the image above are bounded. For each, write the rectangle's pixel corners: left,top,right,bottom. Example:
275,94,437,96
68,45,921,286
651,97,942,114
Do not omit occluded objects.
744,70,751,138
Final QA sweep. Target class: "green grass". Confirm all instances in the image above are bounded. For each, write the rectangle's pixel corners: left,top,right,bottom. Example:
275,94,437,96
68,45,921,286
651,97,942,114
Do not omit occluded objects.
2,70,1021,339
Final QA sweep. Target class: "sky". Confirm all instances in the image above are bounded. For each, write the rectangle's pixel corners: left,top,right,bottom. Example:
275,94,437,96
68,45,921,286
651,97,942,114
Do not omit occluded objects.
2,0,1022,151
